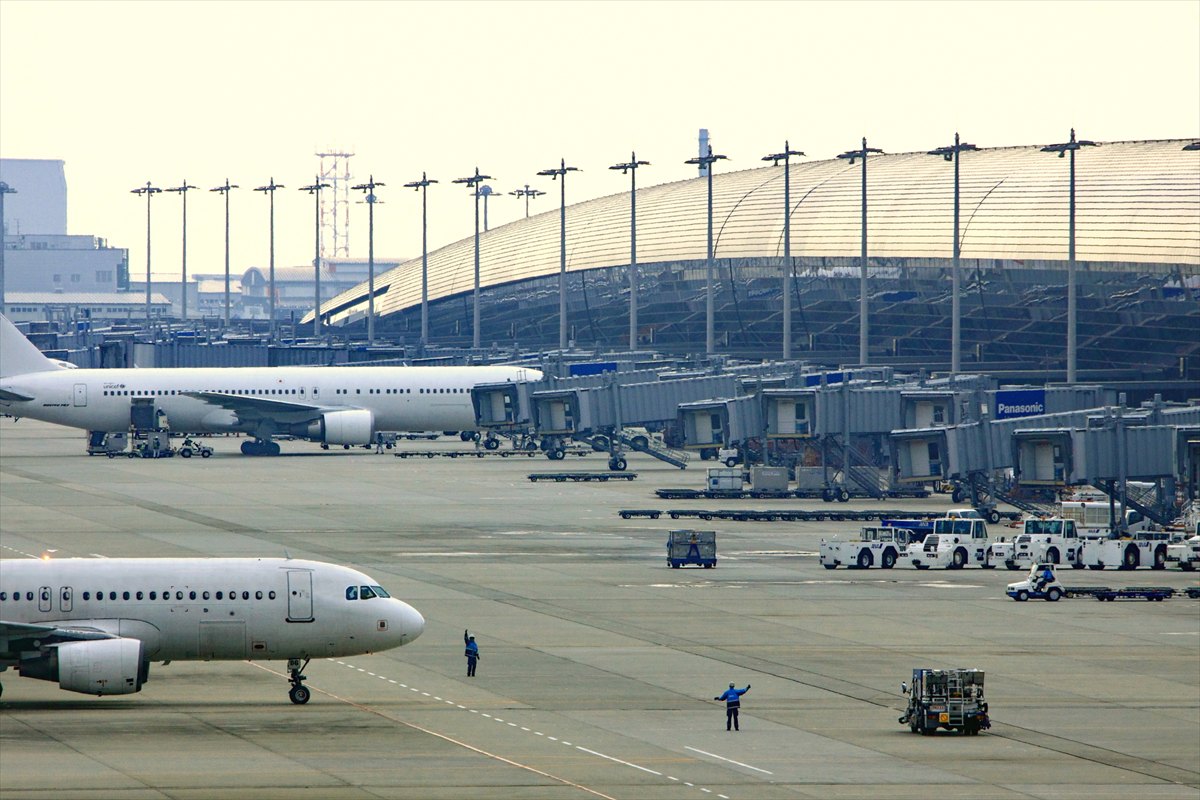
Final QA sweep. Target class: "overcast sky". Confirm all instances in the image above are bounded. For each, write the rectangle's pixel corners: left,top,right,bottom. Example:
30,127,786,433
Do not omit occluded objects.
2,0,1197,282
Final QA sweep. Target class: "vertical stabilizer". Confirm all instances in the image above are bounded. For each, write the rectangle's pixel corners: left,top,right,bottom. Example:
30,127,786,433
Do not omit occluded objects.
0,314,58,377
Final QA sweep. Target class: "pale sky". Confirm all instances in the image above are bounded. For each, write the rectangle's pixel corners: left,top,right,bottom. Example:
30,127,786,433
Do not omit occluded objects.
2,0,1197,282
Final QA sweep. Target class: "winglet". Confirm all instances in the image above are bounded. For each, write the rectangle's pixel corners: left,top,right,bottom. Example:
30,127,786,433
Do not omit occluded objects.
1,314,59,377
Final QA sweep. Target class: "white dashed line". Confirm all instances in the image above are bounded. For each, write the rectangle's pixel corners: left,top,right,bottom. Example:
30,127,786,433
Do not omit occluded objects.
575,746,662,776
685,746,773,775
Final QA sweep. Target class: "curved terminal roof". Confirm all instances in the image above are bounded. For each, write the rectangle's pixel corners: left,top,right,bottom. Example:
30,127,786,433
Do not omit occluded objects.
318,139,1200,326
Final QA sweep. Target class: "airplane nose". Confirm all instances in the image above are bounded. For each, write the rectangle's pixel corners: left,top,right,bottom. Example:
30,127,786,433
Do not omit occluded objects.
397,600,424,644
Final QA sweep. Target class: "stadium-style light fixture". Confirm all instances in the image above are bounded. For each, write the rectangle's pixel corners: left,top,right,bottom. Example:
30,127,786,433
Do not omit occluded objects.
350,175,384,345
1041,129,1098,384
762,142,806,360
452,167,493,349
926,134,978,375
538,159,581,351
609,153,651,351
164,181,198,321
210,179,239,326
684,146,728,357
131,181,162,322
509,184,546,218
253,178,286,339
299,178,331,337
837,138,883,365
404,173,438,346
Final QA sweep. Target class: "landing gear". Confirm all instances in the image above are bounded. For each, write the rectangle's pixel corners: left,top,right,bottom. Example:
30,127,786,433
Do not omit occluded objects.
608,456,627,472
241,439,281,456
287,658,311,704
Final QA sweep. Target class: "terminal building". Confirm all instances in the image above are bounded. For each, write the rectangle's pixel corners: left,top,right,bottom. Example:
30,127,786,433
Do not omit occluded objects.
313,139,1200,379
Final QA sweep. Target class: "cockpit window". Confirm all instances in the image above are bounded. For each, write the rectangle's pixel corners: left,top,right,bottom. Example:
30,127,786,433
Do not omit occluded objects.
345,586,358,601
371,585,390,598
359,586,377,600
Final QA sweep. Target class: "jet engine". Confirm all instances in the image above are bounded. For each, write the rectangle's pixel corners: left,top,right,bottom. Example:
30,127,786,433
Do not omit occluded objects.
20,638,148,696
297,408,375,446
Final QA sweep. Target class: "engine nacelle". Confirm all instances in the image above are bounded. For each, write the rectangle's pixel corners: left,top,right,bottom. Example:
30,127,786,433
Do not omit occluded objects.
297,409,375,446
20,638,148,696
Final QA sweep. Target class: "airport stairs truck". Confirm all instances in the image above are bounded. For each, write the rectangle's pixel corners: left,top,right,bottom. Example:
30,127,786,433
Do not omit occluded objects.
899,668,989,735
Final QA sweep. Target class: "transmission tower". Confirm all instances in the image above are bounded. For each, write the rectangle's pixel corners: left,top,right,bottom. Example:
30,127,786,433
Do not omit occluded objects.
317,150,354,258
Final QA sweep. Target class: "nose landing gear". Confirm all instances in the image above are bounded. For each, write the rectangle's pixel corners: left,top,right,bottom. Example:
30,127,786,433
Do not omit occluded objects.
287,658,311,704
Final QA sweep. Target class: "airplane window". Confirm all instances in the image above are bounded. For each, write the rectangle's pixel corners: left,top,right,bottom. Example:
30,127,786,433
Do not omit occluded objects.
242,591,250,600
202,591,210,600
346,586,358,600
215,591,223,599
1,592,8,601
109,591,117,601
41,589,50,602
359,586,377,600
136,591,144,600
175,591,183,600
371,585,391,598
189,591,197,600
268,590,276,600
149,591,157,600
27,591,34,601
255,590,263,599
122,591,130,600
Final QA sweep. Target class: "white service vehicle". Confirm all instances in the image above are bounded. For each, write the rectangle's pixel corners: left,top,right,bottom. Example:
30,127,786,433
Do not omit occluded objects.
1006,563,1066,602
1166,524,1200,570
911,518,993,569
1080,531,1171,570
990,518,1084,571
819,526,912,570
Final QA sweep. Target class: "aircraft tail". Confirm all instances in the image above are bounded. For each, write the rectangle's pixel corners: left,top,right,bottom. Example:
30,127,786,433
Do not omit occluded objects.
1,314,59,377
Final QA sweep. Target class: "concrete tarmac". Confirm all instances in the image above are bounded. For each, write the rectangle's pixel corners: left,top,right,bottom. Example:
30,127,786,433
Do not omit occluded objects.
1,418,1197,799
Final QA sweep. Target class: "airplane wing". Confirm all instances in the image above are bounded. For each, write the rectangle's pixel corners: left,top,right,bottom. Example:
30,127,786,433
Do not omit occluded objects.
183,391,339,423
0,619,119,659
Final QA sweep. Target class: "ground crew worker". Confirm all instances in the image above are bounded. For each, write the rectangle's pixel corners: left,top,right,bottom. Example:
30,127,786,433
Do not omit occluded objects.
715,682,750,731
1035,565,1054,592
464,629,480,677
375,432,385,454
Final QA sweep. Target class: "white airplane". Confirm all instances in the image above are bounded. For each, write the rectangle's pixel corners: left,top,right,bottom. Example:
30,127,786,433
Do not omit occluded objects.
0,556,425,703
0,314,540,455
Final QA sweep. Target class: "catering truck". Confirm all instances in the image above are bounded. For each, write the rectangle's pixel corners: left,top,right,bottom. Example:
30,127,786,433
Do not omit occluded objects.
899,668,989,736
910,517,993,569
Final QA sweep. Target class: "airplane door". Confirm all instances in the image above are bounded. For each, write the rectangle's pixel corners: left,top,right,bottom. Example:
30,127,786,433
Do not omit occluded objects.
73,383,87,407
60,586,73,612
39,586,52,612
286,570,314,622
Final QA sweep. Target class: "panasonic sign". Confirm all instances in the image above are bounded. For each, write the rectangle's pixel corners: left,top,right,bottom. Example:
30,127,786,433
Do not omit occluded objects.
995,389,1046,420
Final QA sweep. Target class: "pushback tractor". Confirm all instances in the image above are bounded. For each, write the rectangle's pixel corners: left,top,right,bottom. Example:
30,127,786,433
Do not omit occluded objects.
899,668,990,735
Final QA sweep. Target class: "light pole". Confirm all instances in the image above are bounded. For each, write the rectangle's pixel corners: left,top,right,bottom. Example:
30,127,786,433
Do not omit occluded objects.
538,158,581,351
164,181,197,321
404,172,438,346
927,134,978,375
508,184,545,218
210,179,238,326
351,175,384,345
684,146,727,357
1042,129,1098,384
479,185,500,232
762,142,806,360
130,181,162,322
609,153,650,351
253,178,285,339
0,181,16,317
452,167,492,349
299,178,330,337
837,138,883,365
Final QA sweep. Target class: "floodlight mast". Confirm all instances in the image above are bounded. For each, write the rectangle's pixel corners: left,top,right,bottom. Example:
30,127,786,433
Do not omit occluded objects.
130,181,162,322
451,167,493,349
926,133,978,375
762,142,806,360
684,146,728,357
299,178,331,337
538,159,581,351
210,179,238,326
509,184,546,218
1041,129,1098,384
253,178,286,340
836,138,883,365
404,173,438,346
0,181,14,317
610,153,650,351
350,175,384,345
164,181,197,321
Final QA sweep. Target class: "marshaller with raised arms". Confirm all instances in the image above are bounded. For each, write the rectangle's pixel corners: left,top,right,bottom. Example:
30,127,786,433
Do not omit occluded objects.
0,314,541,455
0,557,425,703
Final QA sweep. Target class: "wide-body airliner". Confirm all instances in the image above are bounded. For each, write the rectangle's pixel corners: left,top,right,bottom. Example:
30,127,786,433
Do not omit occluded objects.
0,557,424,703
0,314,540,455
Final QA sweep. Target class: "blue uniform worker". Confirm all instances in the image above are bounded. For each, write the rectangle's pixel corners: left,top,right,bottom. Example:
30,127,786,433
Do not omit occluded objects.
464,629,480,677
715,683,750,731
